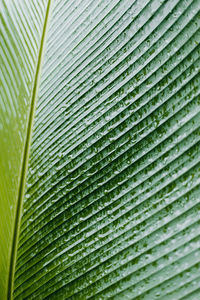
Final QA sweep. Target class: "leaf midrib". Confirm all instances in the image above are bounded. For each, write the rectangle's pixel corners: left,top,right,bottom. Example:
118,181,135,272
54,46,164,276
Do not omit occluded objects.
7,0,52,299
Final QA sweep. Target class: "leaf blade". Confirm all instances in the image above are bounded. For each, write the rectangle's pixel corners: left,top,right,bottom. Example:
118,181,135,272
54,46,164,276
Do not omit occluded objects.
1,0,200,299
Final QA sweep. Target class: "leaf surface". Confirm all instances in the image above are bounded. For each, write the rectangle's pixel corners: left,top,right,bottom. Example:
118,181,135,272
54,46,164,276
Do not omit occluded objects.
1,0,200,299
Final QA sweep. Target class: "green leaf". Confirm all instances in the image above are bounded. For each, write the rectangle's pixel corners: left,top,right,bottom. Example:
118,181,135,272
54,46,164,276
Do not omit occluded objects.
0,0,49,298
1,0,200,299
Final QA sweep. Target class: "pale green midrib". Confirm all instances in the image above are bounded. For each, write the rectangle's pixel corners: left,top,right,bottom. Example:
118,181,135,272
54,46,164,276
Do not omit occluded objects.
7,0,52,299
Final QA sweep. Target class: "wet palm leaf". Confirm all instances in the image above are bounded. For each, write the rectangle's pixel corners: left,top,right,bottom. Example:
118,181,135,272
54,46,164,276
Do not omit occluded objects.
0,0,200,299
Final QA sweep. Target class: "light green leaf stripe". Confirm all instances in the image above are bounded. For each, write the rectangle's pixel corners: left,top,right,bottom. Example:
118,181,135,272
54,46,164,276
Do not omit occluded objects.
0,1,49,299
1,0,200,299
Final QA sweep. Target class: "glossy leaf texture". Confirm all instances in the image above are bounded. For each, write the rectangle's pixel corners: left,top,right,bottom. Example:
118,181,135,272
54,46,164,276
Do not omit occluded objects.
0,1,48,298
2,0,200,299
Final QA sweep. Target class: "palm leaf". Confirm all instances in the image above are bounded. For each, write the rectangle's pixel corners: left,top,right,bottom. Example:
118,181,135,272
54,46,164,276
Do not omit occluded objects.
0,0,200,299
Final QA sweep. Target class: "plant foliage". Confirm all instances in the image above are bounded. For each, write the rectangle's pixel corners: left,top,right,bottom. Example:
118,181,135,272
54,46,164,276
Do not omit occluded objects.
0,0,200,299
